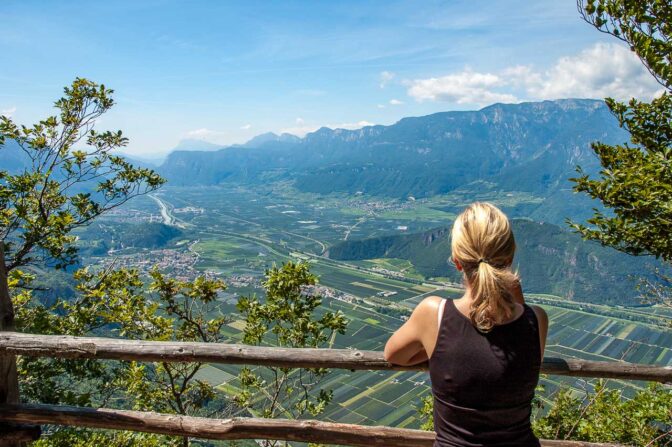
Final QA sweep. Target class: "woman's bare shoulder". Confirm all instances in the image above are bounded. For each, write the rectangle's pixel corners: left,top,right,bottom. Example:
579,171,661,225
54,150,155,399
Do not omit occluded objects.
409,295,444,322
418,295,444,312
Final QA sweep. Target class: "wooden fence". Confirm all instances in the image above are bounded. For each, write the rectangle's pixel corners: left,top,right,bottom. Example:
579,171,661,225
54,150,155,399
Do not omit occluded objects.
0,247,668,447
0,333,669,447
1,332,671,382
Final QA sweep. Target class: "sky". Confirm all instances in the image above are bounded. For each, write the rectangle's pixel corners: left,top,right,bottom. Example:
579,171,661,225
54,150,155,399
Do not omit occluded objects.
0,0,663,159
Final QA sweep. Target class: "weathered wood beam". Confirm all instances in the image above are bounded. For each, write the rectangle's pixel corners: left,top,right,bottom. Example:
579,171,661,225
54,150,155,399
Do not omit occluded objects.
0,246,30,447
0,403,626,447
0,332,670,383
0,424,41,443
541,356,672,383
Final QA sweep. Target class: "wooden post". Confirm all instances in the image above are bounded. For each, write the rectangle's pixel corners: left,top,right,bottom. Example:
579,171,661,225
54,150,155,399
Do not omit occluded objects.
0,245,39,446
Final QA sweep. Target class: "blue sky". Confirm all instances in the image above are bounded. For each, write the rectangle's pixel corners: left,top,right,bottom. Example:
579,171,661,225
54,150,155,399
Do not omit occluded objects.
0,0,661,158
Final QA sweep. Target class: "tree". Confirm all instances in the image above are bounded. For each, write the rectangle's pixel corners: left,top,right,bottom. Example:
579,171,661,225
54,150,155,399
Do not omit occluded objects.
0,77,164,273
637,266,672,317
235,261,348,447
416,394,434,432
570,1,672,261
559,3,672,445
1,79,234,446
0,78,162,445
533,380,672,446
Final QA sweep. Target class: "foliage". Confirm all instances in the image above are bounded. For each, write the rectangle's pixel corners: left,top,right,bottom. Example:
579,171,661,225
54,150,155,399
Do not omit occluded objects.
1,78,230,446
579,0,671,89
127,270,230,418
570,0,672,262
417,395,434,431
563,4,672,444
569,94,672,260
533,380,672,446
0,78,165,272
637,266,672,321
13,266,231,446
235,261,347,445
30,429,170,447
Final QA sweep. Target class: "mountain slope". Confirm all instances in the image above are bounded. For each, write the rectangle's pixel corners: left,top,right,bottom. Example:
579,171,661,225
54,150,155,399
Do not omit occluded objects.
159,99,627,201
325,219,656,305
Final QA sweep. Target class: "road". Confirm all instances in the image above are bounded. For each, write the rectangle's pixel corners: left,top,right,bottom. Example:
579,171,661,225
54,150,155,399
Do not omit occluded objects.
149,194,187,228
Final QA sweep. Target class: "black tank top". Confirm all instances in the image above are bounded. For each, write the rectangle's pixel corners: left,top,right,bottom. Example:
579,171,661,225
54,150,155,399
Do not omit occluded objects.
428,299,541,447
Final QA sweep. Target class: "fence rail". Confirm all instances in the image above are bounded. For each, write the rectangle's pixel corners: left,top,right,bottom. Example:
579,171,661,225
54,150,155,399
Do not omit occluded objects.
0,332,671,383
0,403,627,447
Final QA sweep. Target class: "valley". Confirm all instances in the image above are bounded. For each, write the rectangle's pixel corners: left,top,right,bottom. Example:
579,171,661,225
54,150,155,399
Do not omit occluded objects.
76,183,672,430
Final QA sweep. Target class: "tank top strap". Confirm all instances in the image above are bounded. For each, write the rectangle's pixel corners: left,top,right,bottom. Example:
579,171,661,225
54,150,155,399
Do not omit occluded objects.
430,298,461,362
521,303,540,333
437,298,447,327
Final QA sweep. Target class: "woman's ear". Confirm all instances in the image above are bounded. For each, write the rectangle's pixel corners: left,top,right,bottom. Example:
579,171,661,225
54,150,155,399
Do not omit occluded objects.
453,258,463,271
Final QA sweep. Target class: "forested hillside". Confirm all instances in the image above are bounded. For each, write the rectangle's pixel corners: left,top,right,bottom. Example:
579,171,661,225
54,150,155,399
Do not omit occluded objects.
326,219,657,305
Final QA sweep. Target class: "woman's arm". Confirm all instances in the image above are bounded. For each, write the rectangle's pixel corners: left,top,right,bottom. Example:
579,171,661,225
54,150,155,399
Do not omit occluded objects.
383,297,438,366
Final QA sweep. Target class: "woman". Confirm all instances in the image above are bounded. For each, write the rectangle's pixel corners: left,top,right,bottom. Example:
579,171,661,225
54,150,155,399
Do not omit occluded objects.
384,202,548,446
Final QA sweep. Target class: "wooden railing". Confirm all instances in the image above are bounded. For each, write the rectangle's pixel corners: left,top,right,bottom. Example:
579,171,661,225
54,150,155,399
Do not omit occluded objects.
0,403,629,447
0,248,668,447
1,332,671,382
0,332,670,447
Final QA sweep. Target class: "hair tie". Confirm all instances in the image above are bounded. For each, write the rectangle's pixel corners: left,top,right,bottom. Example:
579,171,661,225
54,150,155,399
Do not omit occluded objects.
478,258,489,265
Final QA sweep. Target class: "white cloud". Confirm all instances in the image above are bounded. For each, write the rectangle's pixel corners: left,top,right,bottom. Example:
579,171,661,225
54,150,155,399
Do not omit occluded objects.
281,118,312,135
500,65,542,88
377,104,386,109
525,43,662,100
333,120,375,130
185,128,228,143
389,99,404,105
281,126,317,137
379,71,395,88
405,43,662,106
281,120,375,137
241,124,252,130
406,70,518,105
1,106,16,118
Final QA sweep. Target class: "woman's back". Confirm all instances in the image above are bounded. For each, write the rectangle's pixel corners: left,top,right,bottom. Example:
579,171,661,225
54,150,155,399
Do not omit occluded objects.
383,203,548,445
429,298,542,447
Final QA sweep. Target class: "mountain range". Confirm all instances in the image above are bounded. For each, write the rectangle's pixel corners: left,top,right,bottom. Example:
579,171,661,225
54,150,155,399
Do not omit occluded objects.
156,99,629,226
159,99,626,199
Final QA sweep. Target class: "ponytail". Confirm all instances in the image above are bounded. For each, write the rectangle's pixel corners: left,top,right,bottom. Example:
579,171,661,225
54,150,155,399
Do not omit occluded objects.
469,261,518,332
451,202,518,333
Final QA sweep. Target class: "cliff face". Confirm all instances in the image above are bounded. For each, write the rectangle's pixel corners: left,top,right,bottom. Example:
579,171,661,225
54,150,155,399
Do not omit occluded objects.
422,228,448,246
326,219,657,305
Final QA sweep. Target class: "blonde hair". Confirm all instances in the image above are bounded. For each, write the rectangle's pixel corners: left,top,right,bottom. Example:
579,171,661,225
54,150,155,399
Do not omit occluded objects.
451,202,518,332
